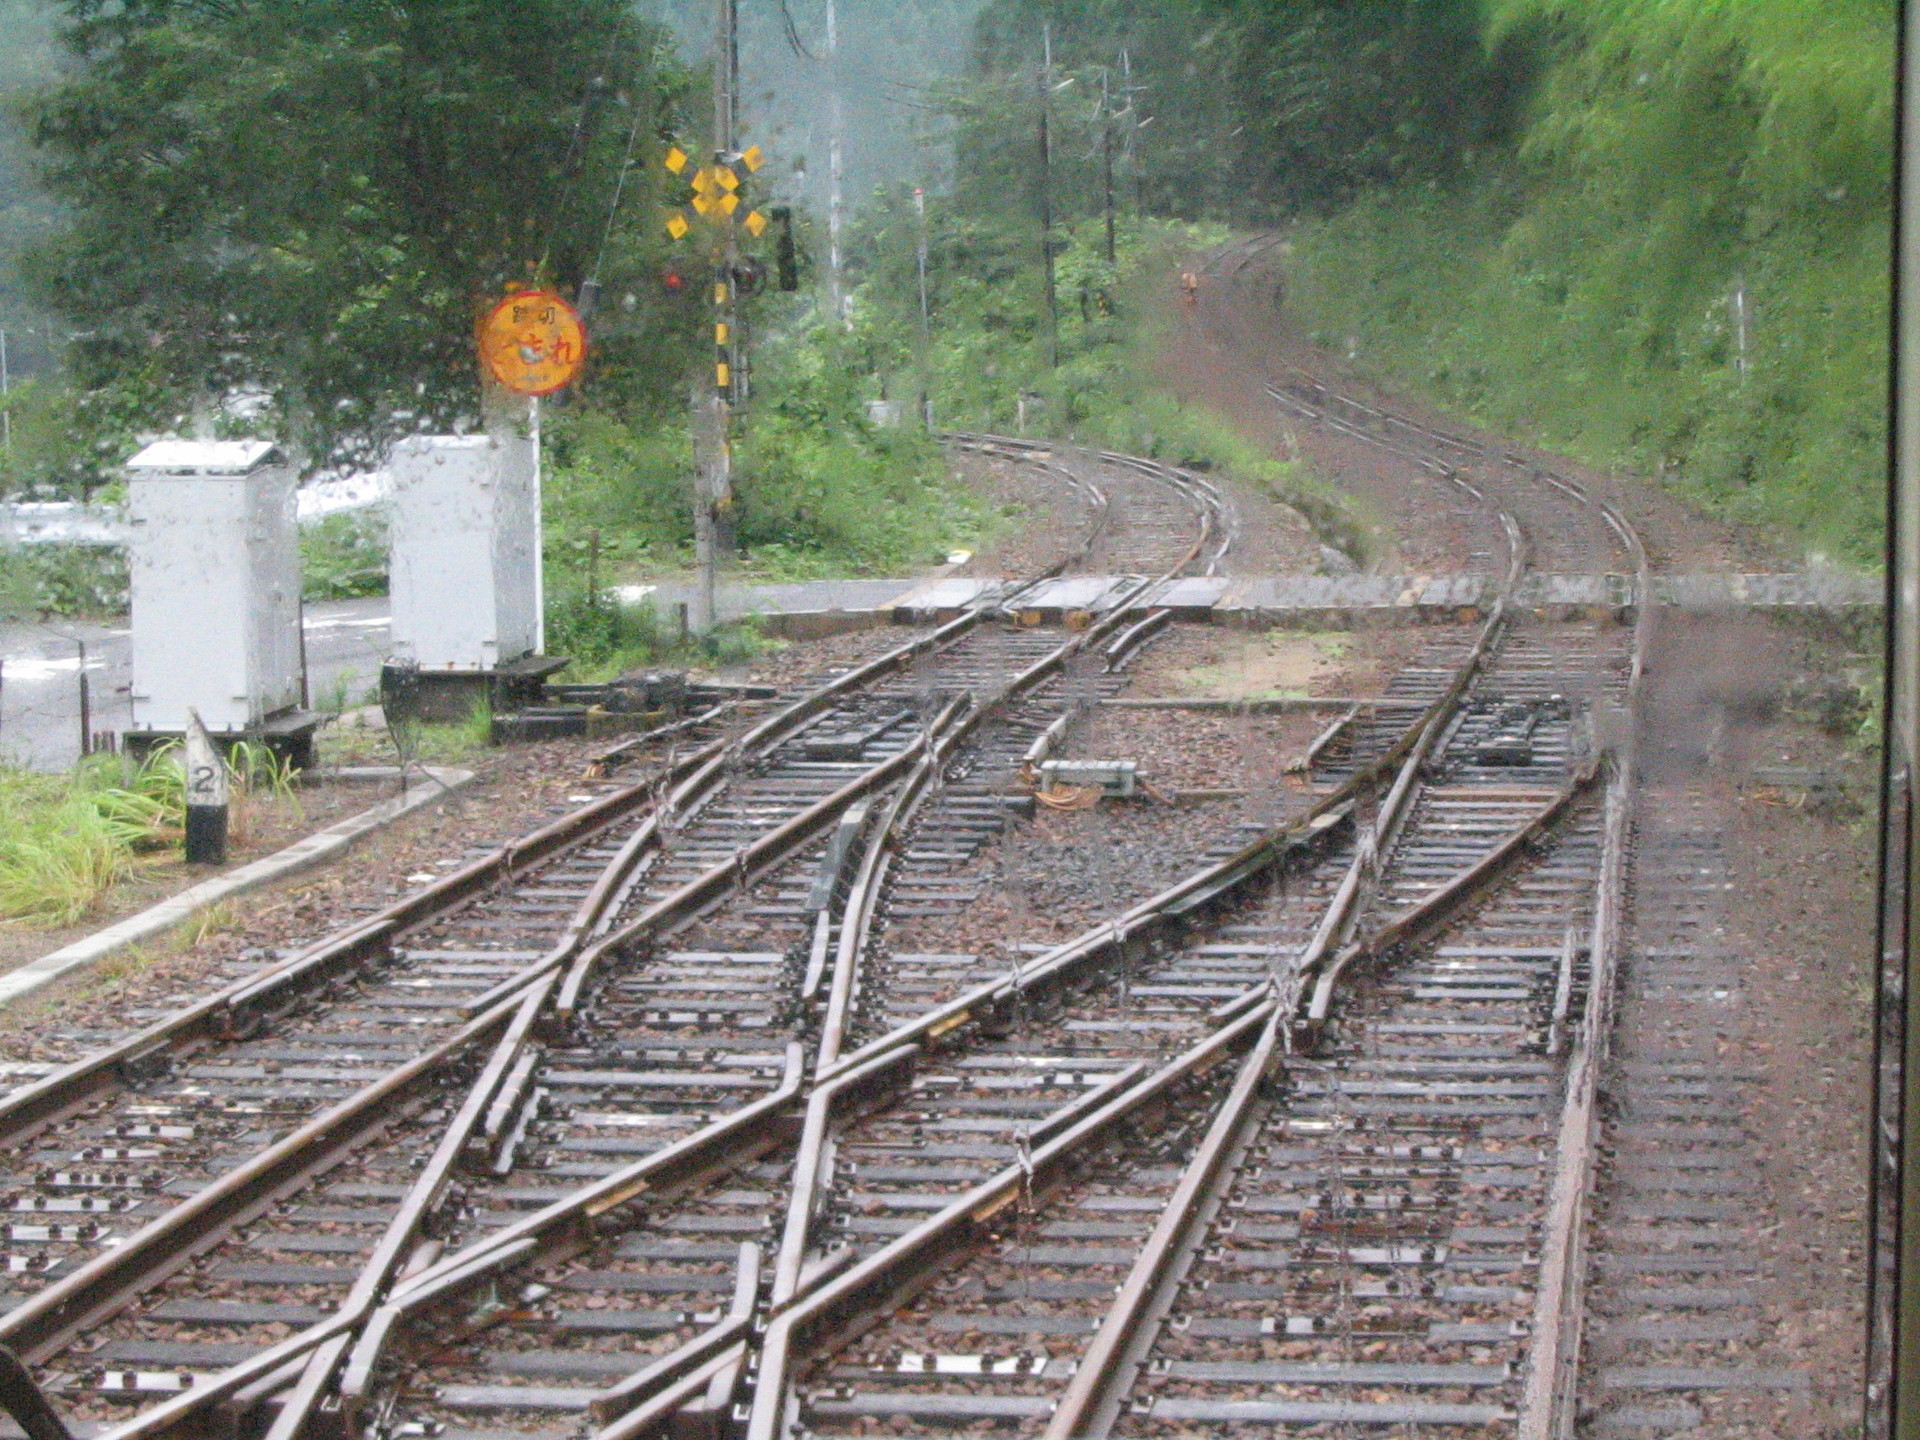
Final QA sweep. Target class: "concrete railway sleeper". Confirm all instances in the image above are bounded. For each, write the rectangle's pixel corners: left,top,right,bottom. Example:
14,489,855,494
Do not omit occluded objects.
736,561,1543,1435
0,391,1667,1440
757,631,1622,1439
297,450,1227,1437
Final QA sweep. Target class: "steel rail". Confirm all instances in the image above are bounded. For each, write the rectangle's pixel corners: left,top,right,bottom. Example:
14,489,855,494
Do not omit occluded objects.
586,1241,761,1436
378,448,1222,1438
945,432,1233,584
0,604,993,1155
1044,762,1602,1436
371,447,1217,1435
1518,479,1652,1438
1305,761,1601,1029
1254,339,1658,1435
584,700,734,778
742,1001,1278,1440
0,732,721,1150
69,1051,810,1440
940,329,1635,1434
1007,501,1573,1433
548,562,1169,1021
0,985,532,1361
331,1038,806,1426
549,693,970,1017
0,614,1004,1392
820,551,1514,1088
943,434,1114,588
1043,1007,1286,1438
190,439,1207,1439
245,976,557,1440
48,437,1219,1440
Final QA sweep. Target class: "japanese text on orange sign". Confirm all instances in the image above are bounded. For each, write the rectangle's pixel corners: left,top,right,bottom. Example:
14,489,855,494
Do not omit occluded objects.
478,291,587,396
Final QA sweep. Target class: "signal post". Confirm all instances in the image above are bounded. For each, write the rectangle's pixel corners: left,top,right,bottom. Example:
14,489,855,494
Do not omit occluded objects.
664,134,769,635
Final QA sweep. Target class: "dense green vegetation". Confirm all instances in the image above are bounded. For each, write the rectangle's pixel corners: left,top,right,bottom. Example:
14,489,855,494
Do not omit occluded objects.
0,0,1894,616
838,193,1367,558
1289,0,1892,563
964,0,1894,564
29,0,700,474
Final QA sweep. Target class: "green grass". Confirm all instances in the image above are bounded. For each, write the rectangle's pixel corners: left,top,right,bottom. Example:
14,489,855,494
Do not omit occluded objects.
0,743,307,925
850,212,1374,565
543,587,773,682
0,755,179,925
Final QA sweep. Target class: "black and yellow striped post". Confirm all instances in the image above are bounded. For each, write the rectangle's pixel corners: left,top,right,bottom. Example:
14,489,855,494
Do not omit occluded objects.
661,138,767,630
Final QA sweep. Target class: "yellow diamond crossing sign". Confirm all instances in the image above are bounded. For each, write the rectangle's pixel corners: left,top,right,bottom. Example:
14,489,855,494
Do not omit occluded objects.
663,143,773,246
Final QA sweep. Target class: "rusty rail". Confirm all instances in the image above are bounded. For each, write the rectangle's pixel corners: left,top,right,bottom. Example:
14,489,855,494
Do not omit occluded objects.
742,1003,1278,1440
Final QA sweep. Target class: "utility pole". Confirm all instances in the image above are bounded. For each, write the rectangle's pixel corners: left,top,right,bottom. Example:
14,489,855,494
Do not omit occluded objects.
1100,70,1117,266
1039,24,1059,370
826,0,847,325
914,186,933,429
1123,48,1146,217
1,328,12,457
1732,275,1751,382
694,0,742,634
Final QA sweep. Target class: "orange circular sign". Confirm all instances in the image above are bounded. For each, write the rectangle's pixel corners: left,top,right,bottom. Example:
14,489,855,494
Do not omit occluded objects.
478,290,587,395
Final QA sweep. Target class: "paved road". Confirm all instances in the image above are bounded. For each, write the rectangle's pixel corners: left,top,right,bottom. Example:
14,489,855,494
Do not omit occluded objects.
0,597,392,772
0,579,922,772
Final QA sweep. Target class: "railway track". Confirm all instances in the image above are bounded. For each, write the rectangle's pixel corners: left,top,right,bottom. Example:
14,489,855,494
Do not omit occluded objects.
0,439,1236,1440
0,341,1718,1440
718,371,1654,1439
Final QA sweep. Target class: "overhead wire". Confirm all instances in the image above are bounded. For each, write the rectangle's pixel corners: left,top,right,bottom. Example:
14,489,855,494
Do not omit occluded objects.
584,85,654,310
781,0,821,61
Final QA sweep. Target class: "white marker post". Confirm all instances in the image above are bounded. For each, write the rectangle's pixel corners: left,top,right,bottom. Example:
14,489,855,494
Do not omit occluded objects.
183,708,229,866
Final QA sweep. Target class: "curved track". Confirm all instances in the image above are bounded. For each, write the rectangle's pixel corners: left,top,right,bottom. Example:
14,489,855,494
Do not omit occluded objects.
738,366,1652,1440
0,439,1231,1440
0,365,1673,1440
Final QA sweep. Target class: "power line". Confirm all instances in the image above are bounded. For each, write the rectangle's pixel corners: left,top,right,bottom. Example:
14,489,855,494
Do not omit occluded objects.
780,0,821,61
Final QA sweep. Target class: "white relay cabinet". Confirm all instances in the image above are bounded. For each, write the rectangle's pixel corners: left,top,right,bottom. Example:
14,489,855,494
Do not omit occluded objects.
386,432,543,671
126,440,304,735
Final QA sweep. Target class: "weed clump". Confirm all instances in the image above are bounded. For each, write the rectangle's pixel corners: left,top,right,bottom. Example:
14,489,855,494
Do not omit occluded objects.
0,742,302,926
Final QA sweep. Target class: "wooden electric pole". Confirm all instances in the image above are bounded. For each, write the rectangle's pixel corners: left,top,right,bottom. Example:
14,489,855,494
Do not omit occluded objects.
1039,23,1059,370
827,0,847,325
694,0,742,634
1101,68,1117,265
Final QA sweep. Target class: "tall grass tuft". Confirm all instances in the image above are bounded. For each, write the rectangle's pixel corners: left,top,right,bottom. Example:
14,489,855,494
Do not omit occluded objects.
0,757,178,925
0,742,300,927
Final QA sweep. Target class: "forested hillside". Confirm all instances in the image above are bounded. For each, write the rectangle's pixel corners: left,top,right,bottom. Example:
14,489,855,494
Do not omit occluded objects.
964,0,1895,564
0,0,1893,579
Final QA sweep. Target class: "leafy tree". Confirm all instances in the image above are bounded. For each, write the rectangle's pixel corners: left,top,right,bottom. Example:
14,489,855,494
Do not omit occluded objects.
965,0,1536,222
27,0,702,471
